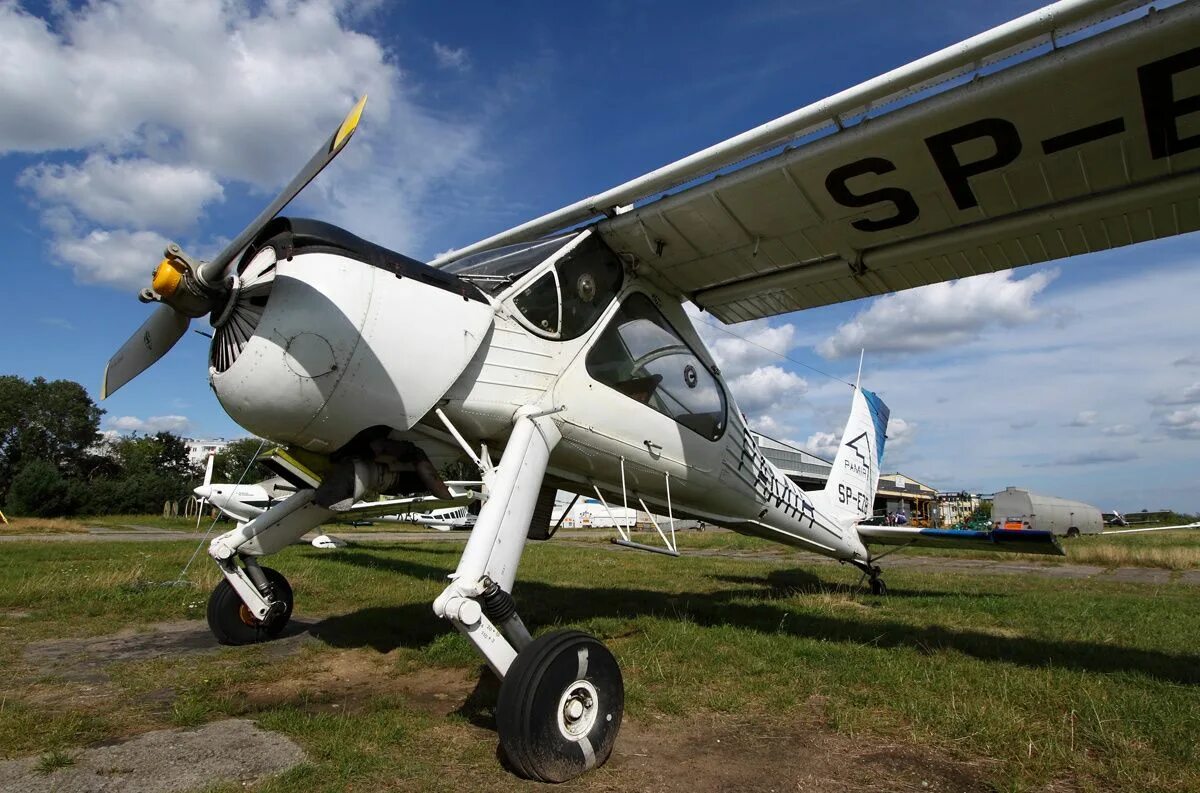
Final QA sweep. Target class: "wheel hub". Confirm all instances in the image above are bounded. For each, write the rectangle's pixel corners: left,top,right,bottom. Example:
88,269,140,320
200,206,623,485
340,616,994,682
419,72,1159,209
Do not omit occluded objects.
238,603,260,627
556,680,599,740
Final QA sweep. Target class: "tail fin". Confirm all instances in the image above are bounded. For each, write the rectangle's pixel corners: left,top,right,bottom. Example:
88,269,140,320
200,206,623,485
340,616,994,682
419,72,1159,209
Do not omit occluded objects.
818,387,890,525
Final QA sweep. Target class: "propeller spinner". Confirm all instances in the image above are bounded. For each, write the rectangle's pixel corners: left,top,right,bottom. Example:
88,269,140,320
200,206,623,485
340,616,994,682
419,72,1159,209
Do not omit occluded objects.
101,95,368,399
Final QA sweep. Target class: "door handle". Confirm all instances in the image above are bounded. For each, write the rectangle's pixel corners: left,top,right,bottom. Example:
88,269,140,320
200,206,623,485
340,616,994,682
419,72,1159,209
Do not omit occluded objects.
643,440,662,452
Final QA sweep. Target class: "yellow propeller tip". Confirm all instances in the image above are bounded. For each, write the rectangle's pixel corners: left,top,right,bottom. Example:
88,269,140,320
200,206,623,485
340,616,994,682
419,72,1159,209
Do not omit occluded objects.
333,94,368,153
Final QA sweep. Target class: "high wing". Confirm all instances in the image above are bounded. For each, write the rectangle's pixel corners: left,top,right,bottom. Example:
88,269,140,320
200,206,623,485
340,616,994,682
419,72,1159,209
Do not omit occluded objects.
858,526,1066,555
432,0,1200,323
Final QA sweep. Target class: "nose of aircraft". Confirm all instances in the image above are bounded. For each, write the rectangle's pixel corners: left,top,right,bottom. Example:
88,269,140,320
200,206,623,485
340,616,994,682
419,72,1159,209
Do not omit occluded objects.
194,485,212,500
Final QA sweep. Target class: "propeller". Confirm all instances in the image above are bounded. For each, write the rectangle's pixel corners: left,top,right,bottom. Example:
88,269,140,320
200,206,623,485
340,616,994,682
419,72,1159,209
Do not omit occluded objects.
194,450,217,529
101,95,368,399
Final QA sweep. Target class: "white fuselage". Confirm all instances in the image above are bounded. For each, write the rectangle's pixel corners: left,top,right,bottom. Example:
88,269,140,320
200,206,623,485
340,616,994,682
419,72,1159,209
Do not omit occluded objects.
195,482,273,524
206,228,870,564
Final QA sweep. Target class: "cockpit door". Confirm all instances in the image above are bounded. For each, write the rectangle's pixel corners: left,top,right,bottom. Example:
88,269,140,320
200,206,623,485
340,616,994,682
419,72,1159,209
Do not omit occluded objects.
553,289,727,491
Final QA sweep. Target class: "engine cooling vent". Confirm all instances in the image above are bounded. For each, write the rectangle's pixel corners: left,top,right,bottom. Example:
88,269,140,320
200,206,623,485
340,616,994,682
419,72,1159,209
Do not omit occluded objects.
210,247,279,373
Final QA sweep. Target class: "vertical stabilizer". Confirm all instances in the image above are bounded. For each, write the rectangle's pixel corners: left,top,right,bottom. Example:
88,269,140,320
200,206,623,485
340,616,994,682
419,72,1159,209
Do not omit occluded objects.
819,387,890,525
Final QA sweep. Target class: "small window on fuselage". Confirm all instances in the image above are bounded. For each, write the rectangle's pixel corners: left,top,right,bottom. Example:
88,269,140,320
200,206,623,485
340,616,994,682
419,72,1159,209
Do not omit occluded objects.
509,232,624,340
586,292,727,440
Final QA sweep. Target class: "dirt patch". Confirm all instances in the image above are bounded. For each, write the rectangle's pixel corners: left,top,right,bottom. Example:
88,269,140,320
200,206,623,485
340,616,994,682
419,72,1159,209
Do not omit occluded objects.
603,710,991,793
242,655,994,791
242,648,481,718
0,719,304,792
23,619,317,682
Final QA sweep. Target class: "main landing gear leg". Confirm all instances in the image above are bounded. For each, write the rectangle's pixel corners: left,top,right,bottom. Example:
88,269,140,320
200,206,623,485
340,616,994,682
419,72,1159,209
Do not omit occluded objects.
433,408,624,782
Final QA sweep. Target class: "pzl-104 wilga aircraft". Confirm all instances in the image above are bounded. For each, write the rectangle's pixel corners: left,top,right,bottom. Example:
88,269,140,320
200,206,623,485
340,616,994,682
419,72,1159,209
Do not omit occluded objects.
100,0,1200,780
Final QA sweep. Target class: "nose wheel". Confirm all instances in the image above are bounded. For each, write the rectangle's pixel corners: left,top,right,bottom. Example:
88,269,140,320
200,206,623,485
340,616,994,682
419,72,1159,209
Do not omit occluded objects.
206,566,293,645
496,630,624,782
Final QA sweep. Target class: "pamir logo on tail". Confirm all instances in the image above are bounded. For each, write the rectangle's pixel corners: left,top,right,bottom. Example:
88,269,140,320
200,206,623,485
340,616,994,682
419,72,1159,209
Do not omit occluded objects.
843,431,871,476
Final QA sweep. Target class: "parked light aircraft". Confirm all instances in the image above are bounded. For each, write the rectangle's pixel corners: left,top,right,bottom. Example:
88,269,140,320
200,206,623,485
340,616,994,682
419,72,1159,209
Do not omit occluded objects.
100,0,1200,780
379,505,479,531
191,450,480,542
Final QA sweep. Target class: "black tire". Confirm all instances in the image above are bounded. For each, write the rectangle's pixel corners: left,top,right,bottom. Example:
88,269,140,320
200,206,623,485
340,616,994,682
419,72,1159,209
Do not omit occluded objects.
206,567,293,646
1066,527,1080,539
870,577,888,596
496,629,624,783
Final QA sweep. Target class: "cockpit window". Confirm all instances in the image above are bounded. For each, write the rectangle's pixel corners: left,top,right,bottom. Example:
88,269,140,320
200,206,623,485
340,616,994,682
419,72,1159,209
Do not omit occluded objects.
557,234,624,339
512,270,560,334
441,233,578,294
508,231,624,340
586,293,727,440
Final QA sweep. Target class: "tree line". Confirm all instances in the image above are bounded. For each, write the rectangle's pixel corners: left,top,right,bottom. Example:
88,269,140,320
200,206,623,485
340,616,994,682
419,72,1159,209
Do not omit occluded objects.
0,375,262,517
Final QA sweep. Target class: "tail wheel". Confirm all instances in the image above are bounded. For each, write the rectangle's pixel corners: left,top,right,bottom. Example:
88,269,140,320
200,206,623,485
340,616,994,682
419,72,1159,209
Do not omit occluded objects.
496,630,624,782
206,566,293,645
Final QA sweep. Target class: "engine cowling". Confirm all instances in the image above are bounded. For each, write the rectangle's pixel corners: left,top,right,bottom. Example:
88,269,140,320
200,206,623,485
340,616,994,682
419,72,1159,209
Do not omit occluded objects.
209,220,494,453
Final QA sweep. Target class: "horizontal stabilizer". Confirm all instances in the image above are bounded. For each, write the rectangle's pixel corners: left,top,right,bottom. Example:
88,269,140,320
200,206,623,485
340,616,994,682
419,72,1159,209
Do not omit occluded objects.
858,526,1065,556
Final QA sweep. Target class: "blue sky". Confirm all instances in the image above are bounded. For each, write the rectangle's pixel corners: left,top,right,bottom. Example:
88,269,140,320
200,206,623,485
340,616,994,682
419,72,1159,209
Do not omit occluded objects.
1,0,1197,511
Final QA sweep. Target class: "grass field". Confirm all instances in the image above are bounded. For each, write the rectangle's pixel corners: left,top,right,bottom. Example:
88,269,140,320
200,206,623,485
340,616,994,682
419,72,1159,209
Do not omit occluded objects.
603,525,1200,570
0,537,1196,792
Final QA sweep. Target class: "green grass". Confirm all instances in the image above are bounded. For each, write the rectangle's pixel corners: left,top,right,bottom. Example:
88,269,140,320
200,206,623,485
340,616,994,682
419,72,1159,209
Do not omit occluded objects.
33,748,75,775
586,525,1200,569
0,538,1196,791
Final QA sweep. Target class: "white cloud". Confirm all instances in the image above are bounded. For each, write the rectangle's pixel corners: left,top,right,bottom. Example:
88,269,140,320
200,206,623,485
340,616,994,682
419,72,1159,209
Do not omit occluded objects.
727,365,807,415
886,417,917,451
817,270,1056,359
1173,354,1200,367
1148,382,1200,406
1065,410,1099,428
804,431,839,460
1100,424,1137,437
1159,406,1200,439
106,414,192,434
51,228,172,290
19,155,223,232
687,304,801,380
5,0,494,289
433,42,469,71
808,258,1200,509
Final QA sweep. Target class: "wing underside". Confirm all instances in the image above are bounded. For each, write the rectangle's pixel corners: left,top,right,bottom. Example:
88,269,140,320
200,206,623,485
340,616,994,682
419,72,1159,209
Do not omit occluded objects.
595,1,1200,322
858,526,1066,556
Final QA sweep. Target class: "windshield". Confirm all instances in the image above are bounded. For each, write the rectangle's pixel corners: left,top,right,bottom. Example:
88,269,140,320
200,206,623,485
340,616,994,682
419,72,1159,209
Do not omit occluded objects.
440,233,579,294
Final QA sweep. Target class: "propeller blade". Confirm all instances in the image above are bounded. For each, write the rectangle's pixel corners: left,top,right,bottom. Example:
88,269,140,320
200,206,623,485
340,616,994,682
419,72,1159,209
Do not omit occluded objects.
101,304,190,399
198,94,368,284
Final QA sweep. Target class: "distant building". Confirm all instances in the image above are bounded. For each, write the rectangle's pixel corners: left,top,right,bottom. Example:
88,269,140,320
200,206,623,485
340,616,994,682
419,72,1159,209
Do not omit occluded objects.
749,433,832,489
935,491,983,527
184,438,231,467
876,473,937,524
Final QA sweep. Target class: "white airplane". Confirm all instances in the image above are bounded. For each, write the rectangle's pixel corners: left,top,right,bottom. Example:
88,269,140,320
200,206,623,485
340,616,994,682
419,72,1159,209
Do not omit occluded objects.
99,0,1200,780
379,505,479,532
192,449,479,543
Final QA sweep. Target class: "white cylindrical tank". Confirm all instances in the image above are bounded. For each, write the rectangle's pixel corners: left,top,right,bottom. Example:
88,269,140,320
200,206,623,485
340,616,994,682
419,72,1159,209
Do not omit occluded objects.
991,487,1103,536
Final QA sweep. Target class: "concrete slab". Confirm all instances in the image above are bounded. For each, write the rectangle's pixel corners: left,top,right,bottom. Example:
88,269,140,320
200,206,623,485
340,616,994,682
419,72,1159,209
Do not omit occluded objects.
0,719,305,792
24,619,316,682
